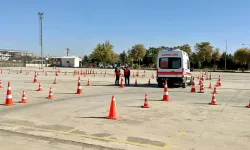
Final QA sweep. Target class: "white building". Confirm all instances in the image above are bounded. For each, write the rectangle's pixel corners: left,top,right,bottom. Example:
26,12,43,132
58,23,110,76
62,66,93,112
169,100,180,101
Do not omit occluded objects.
50,56,82,67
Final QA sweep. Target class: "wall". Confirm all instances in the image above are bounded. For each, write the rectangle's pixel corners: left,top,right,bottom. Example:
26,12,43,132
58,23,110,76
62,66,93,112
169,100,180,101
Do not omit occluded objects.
61,58,75,67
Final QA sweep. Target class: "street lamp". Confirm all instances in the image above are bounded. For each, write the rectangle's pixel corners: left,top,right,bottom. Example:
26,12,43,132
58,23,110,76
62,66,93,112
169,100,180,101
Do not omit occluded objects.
225,40,227,70
38,12,44,68
242,43,250,48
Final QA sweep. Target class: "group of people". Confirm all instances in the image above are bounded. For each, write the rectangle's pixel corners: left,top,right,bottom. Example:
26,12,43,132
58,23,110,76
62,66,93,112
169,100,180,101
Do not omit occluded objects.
115,64,130,86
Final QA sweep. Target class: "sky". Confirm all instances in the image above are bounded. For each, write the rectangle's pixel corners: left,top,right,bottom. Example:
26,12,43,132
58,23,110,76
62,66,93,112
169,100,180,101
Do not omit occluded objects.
0,0,250,57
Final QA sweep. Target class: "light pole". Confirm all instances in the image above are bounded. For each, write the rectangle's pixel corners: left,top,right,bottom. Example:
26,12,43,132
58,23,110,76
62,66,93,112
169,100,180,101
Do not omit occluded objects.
38,12,44,68
242,43,250,48
225,40,227,70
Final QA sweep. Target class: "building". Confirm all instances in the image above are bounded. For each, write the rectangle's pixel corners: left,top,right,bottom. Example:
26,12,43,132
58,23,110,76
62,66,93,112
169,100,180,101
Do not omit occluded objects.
49,56,82,67
0,49,33,61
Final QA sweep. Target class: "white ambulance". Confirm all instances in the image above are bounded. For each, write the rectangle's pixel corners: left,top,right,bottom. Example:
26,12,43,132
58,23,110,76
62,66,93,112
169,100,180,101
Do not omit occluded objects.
156,48,192,88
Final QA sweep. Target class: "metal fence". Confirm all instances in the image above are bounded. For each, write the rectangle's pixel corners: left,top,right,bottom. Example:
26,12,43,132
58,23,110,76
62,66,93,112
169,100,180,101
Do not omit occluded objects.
0,61,25,67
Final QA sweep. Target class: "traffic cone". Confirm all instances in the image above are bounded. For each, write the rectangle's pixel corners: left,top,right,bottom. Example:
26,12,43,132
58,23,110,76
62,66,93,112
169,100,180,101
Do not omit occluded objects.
246,100,250,108
148,79,151,85
86,79,91,86
37,82,43,91
209,73,212,80
134,79,138,87
94,74,96,77
217,75,222,87
163,81,170,101
208,81,212,89
33,74,38,83
209,93,217,105
53,77,57,84
190,78,196,93
120,78,125,88
5,81,14,106
107,95,119,120
47,87,54,99
76,79,83,94
0,80,3,88
19,91,27,103
56,72,59,76
141,93,151,108
212,86,218,94
198,81,204,93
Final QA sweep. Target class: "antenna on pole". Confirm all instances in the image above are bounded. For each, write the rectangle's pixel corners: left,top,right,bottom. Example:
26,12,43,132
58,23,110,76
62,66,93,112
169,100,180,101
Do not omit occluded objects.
66,48,70,56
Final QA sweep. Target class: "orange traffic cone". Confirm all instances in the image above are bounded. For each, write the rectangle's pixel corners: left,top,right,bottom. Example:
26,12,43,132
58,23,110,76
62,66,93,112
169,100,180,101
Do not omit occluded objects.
53,77,57,84
107,95,119,120
120,78,125,88
76,79,83,94
37,82,43,91
217,75,222,87
209,73,212,80
198,81,204,93
5,81,14,106
94,74,96,77
19,91,27,103
246,100,250,108
134,79,138,87
208,81,212,89
33,74,38,83
212,86,218,94
47,87,54,99
141,94,151,108
190,78,196,93
209,93,217,105
163,81,170,101
0,80,3,88
86,79,91,86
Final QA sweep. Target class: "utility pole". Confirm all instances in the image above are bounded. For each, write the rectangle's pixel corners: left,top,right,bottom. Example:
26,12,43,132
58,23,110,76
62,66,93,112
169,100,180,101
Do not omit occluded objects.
66,48,70,56
38,12,44,68
225,40,227,70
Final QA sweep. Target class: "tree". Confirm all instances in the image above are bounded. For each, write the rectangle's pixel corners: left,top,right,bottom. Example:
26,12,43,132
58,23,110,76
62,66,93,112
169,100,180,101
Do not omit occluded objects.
179,44,192,57
89,41,116,64
130,44,146,67
119,51,127,65
234,48,250,72
83,55,88,63
195,42,213,67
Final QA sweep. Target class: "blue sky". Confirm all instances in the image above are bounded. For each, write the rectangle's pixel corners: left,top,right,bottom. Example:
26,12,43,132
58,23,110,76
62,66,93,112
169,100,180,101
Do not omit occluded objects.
0,0,250,56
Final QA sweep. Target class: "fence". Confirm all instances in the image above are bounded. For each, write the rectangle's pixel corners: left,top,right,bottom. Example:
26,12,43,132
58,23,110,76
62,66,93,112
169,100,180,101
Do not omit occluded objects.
0,61,25,67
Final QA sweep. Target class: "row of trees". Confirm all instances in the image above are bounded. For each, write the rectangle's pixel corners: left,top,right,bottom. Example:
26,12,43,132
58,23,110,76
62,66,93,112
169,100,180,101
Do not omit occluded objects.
83,41,250,71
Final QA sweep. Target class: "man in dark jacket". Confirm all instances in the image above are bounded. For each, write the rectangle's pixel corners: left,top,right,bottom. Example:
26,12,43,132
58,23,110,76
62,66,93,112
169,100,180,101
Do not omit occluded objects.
123,64,130,86
115,66,120,85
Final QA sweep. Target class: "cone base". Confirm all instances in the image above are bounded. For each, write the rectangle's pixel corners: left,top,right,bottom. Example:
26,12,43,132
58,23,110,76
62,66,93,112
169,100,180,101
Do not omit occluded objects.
246,105,250,108
141,105,151,108
86,84,91,86
4,103,14,106
53,83,57,84
37,89,43,91
209,103,217,105
107,116,120,120
190,90,196,93
34,81,38,83
19,100,27,103
47,97,54,99
212,92,218,94
75,92,83,94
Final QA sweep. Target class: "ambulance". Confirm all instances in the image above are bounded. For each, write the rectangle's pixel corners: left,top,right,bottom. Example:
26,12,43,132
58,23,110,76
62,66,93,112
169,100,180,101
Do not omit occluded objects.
156,48,192,88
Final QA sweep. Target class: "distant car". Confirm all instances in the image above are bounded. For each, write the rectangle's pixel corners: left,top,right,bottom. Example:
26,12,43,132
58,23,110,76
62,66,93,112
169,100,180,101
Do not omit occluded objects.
120,65,125,69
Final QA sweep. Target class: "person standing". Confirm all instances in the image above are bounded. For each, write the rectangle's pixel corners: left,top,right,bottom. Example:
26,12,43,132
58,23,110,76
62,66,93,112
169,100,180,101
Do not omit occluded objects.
115,66,120,85
124,64,131,86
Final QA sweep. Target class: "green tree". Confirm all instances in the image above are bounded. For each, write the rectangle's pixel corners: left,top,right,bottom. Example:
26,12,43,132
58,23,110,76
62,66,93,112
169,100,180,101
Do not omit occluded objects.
179,44,192,57
212,48,221,64
130,44,146,67
195,42,213,67
119,50,127,65
89,41,116,64
83,55,88,63
234,48,250,72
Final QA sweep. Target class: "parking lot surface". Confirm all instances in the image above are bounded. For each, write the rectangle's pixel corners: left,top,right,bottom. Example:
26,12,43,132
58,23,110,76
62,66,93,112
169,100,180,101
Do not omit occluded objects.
0,67,249,150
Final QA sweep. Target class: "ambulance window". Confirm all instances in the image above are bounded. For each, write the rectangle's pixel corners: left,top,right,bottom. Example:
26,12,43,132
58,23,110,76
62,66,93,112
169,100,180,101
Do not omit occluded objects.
159,57,169,69
159,57,181,69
